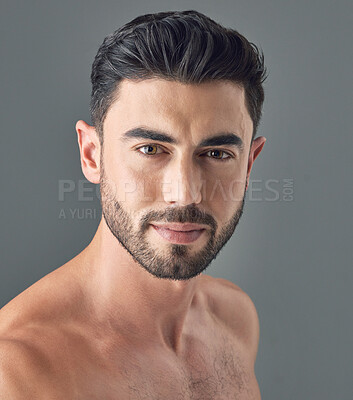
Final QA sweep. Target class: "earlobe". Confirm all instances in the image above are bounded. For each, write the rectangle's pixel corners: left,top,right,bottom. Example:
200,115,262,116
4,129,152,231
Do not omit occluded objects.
75,120,101,184
245,136,267,191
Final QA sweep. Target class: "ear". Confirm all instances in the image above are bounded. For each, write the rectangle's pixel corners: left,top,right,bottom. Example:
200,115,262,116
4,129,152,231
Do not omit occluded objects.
245,136,267,191
75,120,101,184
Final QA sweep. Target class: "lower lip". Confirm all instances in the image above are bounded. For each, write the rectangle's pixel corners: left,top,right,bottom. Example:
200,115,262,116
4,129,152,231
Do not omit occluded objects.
151,225,205,244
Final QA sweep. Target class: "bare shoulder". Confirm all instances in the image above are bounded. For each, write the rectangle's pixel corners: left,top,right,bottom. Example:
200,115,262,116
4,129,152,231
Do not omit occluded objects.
0,336,56,399
199,274,260,364
0,256,85,334
0,269,88,398
0,260,86,393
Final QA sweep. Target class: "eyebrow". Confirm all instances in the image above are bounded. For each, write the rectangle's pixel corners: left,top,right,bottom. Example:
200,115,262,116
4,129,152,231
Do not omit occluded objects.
121,127,244,151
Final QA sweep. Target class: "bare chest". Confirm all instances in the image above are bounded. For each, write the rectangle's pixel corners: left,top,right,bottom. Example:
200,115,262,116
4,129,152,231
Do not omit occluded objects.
78,330,259,400
119,346,254,399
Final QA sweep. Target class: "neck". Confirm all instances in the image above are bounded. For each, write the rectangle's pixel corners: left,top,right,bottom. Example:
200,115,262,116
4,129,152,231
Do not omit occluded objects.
76,217,202,353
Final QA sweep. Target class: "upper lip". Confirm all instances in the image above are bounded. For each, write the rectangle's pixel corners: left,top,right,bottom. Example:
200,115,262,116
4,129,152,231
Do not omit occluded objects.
151,223,207,232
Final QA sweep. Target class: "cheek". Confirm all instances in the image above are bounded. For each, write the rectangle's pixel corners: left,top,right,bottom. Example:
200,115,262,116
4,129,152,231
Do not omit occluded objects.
203,164,245,204
104,148,156,205
202,169,246,227
116,167,160,207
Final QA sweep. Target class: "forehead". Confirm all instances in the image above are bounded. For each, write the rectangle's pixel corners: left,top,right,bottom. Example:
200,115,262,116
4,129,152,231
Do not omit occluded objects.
103,78,253,147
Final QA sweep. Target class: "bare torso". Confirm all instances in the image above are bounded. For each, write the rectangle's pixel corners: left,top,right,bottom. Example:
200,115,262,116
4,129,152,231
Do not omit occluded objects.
0,261,261,399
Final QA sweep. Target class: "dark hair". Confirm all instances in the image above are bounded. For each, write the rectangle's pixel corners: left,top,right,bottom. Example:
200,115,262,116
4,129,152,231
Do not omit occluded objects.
90,10,267,144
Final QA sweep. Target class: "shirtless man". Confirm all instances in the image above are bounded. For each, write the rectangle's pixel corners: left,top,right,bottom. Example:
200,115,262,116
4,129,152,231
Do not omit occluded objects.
0,10,267,399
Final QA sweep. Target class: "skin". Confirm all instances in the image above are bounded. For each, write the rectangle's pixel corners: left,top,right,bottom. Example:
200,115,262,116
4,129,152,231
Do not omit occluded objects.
0,78,266,399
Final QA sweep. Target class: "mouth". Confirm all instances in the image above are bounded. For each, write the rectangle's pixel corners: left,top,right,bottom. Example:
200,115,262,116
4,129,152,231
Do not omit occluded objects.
150,223,206,244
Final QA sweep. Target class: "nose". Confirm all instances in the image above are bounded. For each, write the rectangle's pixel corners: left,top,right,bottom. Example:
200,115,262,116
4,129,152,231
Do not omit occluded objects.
162,155,203,207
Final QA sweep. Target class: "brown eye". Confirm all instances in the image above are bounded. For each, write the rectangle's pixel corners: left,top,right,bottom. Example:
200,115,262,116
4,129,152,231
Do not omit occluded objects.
138,145,159,155
210,150,222,159
205,149,232,160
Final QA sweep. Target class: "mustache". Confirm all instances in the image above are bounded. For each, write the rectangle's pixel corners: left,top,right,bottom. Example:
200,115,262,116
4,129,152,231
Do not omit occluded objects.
140,204,217,233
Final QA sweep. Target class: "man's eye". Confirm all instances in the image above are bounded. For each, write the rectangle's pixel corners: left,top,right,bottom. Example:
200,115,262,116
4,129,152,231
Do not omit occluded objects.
136,144,164,156
204,149,233,161
136,146,233,161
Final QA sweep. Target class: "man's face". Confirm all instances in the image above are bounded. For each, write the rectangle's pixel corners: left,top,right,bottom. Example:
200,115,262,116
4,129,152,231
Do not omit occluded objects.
100,79,253,281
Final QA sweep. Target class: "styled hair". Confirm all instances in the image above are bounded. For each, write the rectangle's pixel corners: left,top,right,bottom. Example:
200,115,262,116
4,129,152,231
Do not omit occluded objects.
90,10,267,144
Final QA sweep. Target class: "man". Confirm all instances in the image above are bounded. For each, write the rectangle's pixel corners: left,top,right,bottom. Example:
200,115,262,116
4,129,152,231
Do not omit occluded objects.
0,10,267,399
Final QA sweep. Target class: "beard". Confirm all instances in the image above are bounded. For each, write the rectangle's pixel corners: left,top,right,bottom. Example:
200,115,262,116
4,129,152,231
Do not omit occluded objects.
99,161,246,281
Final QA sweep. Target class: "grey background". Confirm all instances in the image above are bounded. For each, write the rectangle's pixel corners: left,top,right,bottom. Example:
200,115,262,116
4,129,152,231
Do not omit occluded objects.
1,0,352,398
